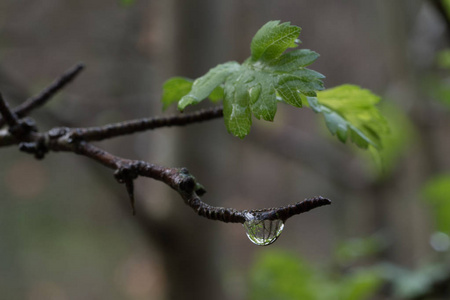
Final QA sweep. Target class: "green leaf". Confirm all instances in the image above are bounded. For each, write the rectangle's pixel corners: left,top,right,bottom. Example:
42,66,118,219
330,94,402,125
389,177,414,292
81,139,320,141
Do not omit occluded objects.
268,49,320,72
208,86,224,102
251,21,301,61
276,79,305,108
161,77,193,110
178,62,240,111
311,85,389,149
223,73,252,138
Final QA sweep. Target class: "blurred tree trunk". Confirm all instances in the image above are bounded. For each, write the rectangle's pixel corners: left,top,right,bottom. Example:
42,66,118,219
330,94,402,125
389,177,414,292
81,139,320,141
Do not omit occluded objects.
146,1,230,299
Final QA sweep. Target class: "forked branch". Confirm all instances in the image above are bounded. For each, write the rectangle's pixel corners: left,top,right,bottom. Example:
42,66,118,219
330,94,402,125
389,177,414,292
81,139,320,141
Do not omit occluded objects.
0,63,331,223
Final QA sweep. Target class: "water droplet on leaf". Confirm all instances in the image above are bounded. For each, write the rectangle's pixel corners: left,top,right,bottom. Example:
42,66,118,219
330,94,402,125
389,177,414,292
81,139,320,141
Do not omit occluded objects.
249,84,261,105
244,76,255,84
243,212,285,246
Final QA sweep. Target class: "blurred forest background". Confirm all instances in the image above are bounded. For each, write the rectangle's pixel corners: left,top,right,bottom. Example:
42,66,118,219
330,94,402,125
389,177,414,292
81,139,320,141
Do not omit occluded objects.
1,0,450,299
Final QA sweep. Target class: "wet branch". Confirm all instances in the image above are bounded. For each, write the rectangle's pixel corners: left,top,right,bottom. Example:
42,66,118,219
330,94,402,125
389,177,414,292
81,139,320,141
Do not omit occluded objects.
67,106,224,142
0,63,331,224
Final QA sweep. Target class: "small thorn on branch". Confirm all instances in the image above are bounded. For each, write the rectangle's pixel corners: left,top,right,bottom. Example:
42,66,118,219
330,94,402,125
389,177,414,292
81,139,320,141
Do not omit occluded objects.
125,179,136,216
19,140,48,160
114,165,139,216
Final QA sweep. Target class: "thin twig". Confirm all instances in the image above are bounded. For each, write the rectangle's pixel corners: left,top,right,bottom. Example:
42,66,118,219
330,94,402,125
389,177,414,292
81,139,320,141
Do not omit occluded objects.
0,63,84,127
69,106,224,142
0,61,331,224
49,139,332,223
0,106,331,223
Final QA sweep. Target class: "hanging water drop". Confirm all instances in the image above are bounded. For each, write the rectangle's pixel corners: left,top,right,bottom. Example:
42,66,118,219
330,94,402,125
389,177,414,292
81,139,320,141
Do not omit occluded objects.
243,212,285,246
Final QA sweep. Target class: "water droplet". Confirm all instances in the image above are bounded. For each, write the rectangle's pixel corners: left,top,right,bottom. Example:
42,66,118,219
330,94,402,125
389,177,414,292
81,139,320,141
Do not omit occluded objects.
244,76,255,84
230,103,245,118
249,84,261,105
243,212,285,246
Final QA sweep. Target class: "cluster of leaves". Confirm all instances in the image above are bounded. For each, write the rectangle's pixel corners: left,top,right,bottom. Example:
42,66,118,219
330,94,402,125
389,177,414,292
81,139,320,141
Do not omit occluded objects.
162,21,388,150
163,21,323,138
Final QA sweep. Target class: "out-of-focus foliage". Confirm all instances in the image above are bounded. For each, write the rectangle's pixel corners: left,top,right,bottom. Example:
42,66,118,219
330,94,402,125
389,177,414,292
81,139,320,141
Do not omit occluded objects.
422,174,450,233
432,78,450,109
379,262,450,299
437,49,450,69
363,102,415,175
443,0,450,17
249,251,382,300
119,0,135,7
335,233,389,265
368,174,450,299
428,48,450,109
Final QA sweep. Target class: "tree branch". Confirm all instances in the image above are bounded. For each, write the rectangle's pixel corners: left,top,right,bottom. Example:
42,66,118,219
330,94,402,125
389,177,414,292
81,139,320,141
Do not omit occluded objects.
68,106,224,142
0,62,331,225
52,140,331,223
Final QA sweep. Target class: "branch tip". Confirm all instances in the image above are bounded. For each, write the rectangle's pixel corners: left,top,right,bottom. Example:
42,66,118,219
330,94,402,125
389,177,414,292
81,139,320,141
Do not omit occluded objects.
0,62,87,128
